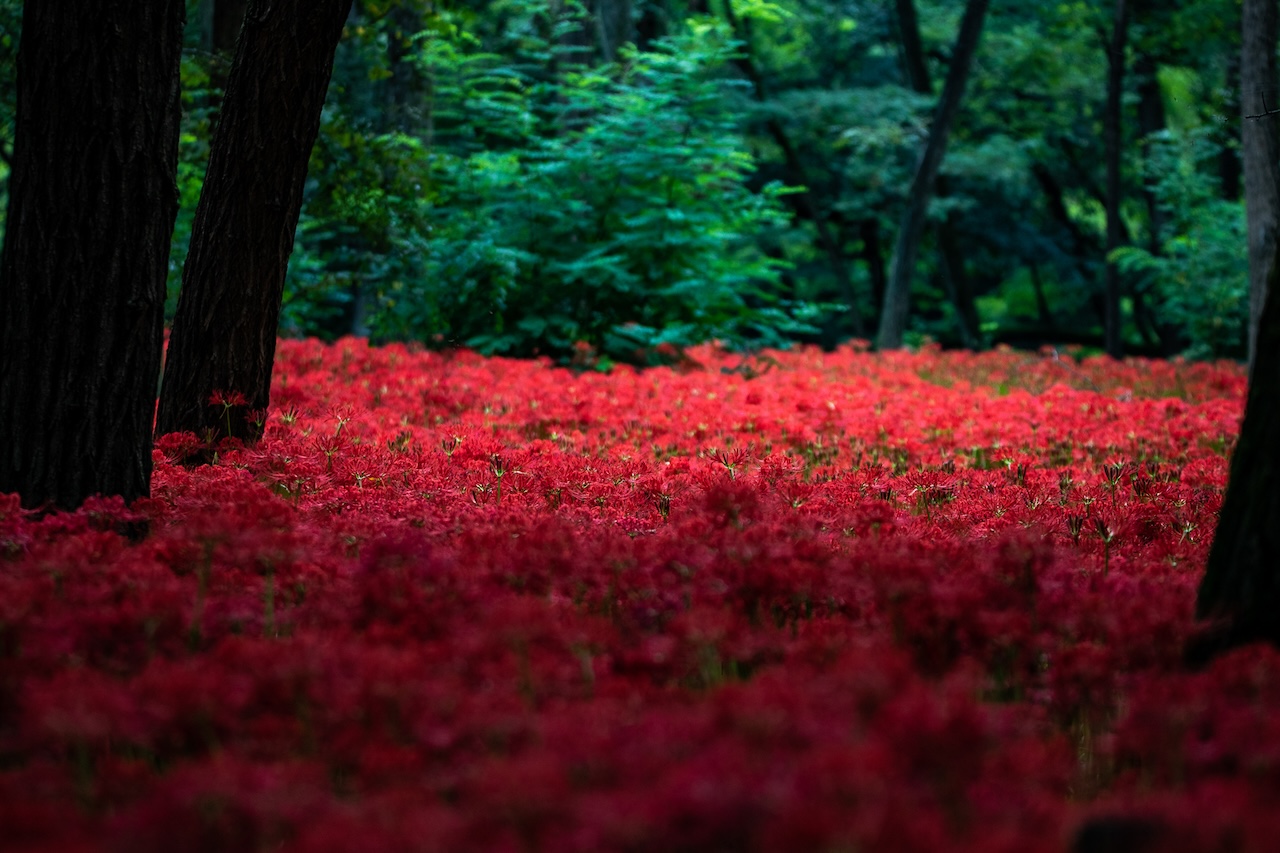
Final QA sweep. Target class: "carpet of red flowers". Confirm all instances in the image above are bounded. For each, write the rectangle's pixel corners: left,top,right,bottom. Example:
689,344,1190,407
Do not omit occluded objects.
2,338,1274,851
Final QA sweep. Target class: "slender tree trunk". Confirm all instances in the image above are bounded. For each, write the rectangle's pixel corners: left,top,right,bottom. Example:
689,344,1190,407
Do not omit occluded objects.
1102,0,1128,360
1029,264,1055,329
1135,52,1165,256
0,1,185,511
1132,51,1174,354
156,0,352,444
938,225,982,347
877,0,989,350
896,0,982,349
1241,0,1280,373
895,0,930,91
862,219,888,318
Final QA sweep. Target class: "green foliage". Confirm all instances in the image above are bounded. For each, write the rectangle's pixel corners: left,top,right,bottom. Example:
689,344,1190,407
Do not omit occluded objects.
1110,128,1247,359
0,0,1255,363
286,2,814,363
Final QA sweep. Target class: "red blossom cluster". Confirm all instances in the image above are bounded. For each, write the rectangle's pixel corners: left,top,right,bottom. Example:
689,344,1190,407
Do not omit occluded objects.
0,339,1265,851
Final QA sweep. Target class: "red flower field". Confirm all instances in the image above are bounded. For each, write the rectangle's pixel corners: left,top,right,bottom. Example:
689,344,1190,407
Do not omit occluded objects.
1,338,1272,851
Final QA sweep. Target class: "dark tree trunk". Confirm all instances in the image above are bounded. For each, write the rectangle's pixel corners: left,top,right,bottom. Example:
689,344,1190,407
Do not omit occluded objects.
938,224,982,348
213,0,248,51
895,0,930,92
1102,0,1128,360
0,1,185,511
896,0,982,349
1192,255,1280,662
1132,51,1175,354
1029,264,1056,330
1241,0,1280,373
1190,0,1280,666
877,0,989,350
1135,52,1165,256
862,219,888,318
156,0,352,444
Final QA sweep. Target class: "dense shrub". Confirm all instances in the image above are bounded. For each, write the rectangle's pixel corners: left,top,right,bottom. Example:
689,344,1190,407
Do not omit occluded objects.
285,2,820,364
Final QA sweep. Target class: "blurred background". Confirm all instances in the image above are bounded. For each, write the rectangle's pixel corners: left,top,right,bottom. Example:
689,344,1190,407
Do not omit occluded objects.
0,0,1251,364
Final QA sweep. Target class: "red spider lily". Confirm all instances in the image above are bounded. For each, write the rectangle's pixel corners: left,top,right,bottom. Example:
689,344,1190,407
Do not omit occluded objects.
0,337,1260,850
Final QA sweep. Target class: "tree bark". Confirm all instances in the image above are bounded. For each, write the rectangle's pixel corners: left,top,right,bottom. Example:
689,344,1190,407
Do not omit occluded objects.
1191,0,1280,665
0,0,185,511
156,0,352,444
213,0,248,52
1241,0,1280,373
876,0,989,350
1102,0,1128,360
1193,251,1280,662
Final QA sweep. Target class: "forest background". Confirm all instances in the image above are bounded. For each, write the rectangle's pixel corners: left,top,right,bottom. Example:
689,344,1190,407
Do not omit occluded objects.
0,0,1251,365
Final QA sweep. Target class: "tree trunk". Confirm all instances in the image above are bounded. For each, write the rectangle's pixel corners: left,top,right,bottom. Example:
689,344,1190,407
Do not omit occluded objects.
156,0,352,444
896,0,982,349
1135,52,1165,256
213,0,248,51
0,1,184,511
876,0,989,350
895,0,930,92
1241,0,1280,373
1191,0,1280,665
1029,264,1056,330
1192,252,1280,662
1102,0,1128,360
862,219,888,318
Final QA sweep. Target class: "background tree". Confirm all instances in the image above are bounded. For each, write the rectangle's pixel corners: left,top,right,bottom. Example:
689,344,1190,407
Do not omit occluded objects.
1102,0,1128,359
876,0,989,350
0,0,185,510
1241,0,1279,371
894,0,981,348
156,0,353,444
0,0,1252,366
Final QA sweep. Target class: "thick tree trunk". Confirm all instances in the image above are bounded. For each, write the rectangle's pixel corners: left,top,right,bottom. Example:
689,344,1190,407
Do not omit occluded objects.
896,0,981,349
1102,0,1128,360
156,0,352,444
213,0,248,51
1193,255,1280,661
1241,0,1280,373
1191,0,1280,665
0,1,184,511
877,0,989,350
